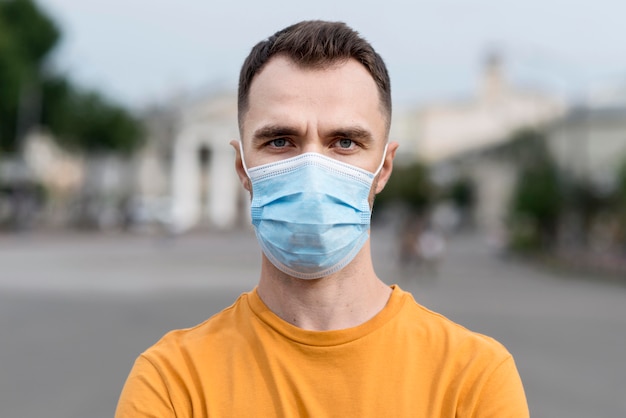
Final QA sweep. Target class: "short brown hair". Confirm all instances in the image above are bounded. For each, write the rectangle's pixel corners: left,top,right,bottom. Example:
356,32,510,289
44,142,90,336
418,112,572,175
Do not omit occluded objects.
237,20,391,132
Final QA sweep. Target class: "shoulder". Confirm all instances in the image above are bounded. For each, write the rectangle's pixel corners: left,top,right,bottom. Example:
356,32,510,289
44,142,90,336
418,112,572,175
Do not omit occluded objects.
395,287,513,363
115,292,257,417
394,288,528,416
142,291,253,362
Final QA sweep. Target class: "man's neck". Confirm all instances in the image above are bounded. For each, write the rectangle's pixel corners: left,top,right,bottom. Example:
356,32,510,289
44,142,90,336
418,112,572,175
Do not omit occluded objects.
256,243,392,331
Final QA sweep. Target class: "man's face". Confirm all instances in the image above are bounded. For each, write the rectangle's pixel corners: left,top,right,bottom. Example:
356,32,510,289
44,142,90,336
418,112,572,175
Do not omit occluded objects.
233,55,397,201
242,56,387,168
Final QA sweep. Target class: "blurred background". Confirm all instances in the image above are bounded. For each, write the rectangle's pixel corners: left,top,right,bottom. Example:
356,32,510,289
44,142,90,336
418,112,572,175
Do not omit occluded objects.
1,0,625,417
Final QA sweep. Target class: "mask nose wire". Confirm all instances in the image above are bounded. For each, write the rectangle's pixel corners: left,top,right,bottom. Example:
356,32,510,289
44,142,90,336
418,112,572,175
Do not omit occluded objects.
240,141,388,178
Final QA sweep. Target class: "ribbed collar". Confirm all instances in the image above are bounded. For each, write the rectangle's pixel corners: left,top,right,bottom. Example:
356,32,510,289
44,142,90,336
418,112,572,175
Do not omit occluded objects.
246,284,407,347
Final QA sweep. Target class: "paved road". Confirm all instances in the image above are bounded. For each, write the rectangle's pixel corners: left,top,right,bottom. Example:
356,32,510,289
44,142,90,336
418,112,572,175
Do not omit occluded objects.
1,226,625,417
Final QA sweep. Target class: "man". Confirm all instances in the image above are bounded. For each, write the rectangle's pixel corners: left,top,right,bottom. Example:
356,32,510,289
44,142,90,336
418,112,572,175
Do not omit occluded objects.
115,20,529,417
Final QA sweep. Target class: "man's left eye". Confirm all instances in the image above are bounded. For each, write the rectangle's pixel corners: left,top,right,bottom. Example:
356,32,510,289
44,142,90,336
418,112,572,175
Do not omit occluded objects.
338,139,353,148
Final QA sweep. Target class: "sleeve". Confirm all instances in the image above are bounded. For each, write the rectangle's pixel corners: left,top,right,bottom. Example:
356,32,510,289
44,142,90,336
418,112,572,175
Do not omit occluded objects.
114,355,176,418
470,355,530,418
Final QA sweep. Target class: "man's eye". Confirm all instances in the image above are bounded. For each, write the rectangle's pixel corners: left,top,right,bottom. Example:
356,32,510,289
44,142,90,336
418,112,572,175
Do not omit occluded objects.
269,138,288,147
338,139,354,149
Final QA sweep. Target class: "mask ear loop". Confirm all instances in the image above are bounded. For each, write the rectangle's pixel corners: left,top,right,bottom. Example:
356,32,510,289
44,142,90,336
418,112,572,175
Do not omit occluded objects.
238,141,251,178
373,144,389,177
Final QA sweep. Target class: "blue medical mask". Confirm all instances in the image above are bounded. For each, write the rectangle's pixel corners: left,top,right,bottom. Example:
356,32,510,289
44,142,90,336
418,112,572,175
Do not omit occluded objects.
240,143,387,279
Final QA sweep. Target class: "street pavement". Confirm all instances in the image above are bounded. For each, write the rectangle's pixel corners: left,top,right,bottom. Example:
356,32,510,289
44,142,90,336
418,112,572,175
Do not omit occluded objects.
1,225,625,418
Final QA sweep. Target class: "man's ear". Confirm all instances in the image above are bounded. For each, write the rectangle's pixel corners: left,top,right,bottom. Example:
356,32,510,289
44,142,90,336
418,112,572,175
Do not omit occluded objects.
230,140,251,192
375,141,399,194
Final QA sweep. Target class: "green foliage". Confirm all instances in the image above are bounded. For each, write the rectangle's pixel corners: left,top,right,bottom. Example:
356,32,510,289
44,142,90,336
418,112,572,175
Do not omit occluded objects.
617,160,626,246
489,128,555,170
0,0,59,66
618,159,626,208
375,161,435,214
567,179,610,222
0,21,22,150
507,129,562,251
511,164,561,224
447,176,475,210
0,0,59,151
0,0,143,155
41,81,144,154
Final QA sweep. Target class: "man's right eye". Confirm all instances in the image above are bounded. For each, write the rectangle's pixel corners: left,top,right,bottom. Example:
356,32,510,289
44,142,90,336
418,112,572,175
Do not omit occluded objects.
269,138,287,147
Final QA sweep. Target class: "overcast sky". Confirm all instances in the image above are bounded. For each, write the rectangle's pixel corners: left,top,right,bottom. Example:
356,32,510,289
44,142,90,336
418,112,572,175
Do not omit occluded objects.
38,0,626,110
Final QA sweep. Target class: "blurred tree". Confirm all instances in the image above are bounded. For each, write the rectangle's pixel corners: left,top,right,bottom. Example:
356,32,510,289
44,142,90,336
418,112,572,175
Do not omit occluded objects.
490,128,551,169
509,161,561,250
41,80,144,155
0,0,59,65
506,129,562,251
448,176,475,210
616,159,626,247
374,160,436,264
565,178,611,242
443,175,476,228
0,0,143,155
375,161,435,215
618,159,626,209
0,0,59,152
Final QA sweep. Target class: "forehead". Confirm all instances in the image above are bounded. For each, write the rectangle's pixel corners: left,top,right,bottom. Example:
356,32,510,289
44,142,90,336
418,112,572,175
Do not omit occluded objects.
241,56,387,136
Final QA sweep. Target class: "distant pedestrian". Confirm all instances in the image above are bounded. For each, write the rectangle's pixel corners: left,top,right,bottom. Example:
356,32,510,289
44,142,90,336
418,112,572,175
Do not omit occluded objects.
418,227,446,275
398,214,423,266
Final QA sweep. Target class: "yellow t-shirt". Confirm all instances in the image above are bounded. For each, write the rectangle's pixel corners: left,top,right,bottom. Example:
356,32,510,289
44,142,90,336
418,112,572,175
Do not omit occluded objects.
115,285,528,417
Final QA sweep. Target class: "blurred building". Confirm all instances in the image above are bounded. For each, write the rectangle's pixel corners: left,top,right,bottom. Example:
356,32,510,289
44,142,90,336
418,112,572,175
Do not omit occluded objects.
547,102,626,191
403,54,567,236
433,85,626,242
410,53,566,163
546,100,626,260
3,90,244,232
0,131,85,229
134,90,243,232
23,131,85,227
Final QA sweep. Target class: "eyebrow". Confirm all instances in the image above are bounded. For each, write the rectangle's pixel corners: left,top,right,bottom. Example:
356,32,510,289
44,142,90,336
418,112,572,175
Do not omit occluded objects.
252,125,300,144
328,127,374,144
252,125,375,144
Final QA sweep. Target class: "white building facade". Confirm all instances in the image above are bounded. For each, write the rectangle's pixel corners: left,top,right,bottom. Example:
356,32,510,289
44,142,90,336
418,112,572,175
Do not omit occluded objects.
413,54,566,163
135,92,245,232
